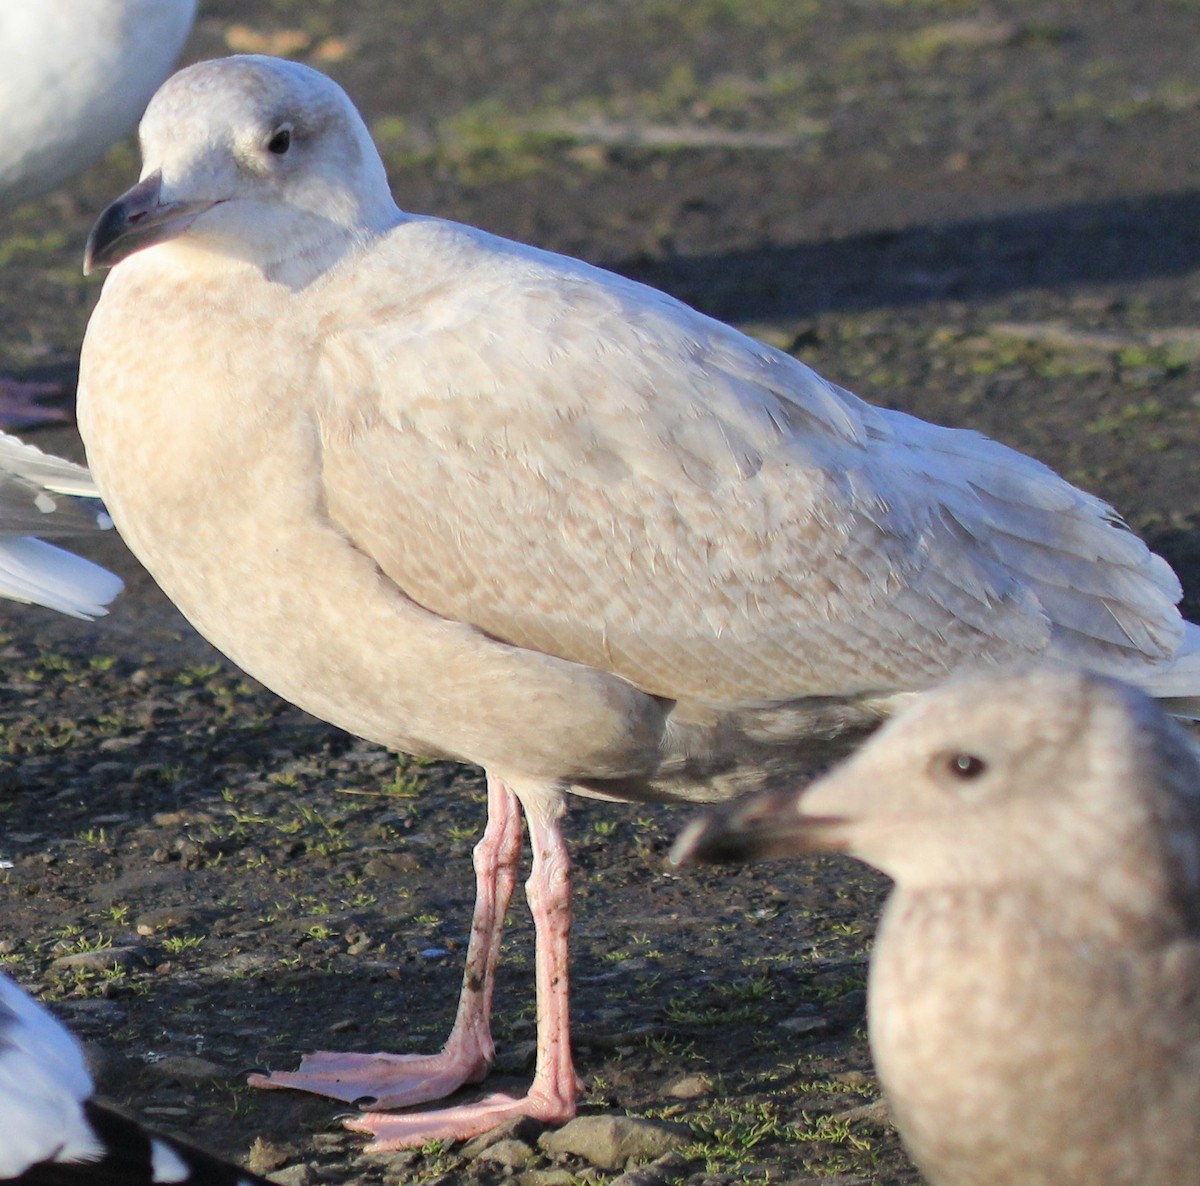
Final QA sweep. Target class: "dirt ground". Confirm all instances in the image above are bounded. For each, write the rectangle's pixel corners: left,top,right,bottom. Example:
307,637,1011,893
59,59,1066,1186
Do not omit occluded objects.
5,1,1200,1183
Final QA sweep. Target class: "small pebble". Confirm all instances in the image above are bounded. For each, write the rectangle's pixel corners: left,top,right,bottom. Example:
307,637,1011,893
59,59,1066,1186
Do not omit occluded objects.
778,1014,828,1035
608,1152,692,1186
146,1054,228,1083
51,947,141,973
473,1138,534,1169
461,1115,544,1160
666,1074,713,1100
267,1164,313,1186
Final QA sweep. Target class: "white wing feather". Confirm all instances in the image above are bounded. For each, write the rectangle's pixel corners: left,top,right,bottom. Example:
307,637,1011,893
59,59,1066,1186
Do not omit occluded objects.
0,974,101,1176
0,432,122,618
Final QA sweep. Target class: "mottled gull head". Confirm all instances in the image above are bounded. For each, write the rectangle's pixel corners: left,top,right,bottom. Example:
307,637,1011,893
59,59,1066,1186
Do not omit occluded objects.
85,55,399,278
677,665,1200,913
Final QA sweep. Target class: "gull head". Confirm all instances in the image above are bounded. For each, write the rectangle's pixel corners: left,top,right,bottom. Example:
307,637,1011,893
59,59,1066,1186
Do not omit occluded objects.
84,55,399,280
676,665,1200,908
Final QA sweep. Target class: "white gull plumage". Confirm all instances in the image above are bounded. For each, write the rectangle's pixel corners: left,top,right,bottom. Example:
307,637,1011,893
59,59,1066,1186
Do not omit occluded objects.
0,431,121,618
0,1,195,430
76,55,1200,1149
0,971,270,1186
0,1,197,206
676,665,1200,1186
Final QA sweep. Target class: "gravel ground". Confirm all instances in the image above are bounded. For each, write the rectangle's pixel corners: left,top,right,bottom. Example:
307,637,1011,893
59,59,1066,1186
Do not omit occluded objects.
5,2,1200,1183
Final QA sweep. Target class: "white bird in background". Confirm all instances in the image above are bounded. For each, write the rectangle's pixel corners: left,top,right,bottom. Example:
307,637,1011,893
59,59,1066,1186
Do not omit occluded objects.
76,55,1200,1149
0,1,198,207
0,431,121,618
0,0,197,429
0,971,273,1186
676,666,1200,1186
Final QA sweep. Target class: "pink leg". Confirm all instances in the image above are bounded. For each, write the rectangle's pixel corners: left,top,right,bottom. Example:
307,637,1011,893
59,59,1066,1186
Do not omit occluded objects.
346,788,579,1150
249,776,522,1108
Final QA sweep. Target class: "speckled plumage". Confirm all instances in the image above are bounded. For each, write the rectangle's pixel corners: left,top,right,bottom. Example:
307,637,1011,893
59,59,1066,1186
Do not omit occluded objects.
678,666,1200,1186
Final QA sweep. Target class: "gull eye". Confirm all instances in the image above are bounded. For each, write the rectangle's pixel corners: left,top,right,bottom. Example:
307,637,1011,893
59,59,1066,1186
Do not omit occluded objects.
946,752,986,781
267,125,293,155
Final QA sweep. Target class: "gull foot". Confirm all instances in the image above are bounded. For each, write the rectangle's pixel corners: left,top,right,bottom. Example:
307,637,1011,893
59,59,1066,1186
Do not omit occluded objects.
346,1089,575,1152
247,1048,489,1110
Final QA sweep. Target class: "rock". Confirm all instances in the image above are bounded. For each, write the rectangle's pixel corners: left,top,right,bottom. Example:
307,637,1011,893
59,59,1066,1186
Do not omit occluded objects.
58,998,124,1019
134,699,176,727
308,1133,352,1153
87,768,130,783
151,809,215,826
776,1177,871,1185
475,1139,535,1169
51,947,143,972
462,1115,545,1160
827,990,868,1026
608,1152,692,1186
78,1040,133,1082
778,1014,828,1036
538,1115,690,1170
374,1150,419,1174
174,838,205,869
519,1172,577,1186
613,956,649,972
146,1054,229,1083
666,1074,712,1100
830,1070,872,1089
267,1165,314,1186
98,735,139,753
194,951,274,978
492,1038,538,1075
135,906,204,932
832,1098,891,1124
363,851,421,878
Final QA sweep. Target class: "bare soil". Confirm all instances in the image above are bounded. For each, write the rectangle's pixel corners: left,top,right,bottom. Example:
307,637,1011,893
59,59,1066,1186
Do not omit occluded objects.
5,2,1200,1183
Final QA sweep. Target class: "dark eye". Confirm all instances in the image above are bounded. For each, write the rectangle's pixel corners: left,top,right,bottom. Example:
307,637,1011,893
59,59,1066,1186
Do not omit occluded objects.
267,126,292,155
947,752,987,780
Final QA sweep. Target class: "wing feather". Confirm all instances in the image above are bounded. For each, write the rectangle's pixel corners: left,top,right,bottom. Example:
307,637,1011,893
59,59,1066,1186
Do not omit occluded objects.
311,217,1185,703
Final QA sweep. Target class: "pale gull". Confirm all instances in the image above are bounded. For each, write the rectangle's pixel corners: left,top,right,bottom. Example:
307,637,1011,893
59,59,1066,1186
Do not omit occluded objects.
0,0,196,428
0,431,121,618
75,55,1200,1149
675,665,1200,1186
0,970,272,1186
